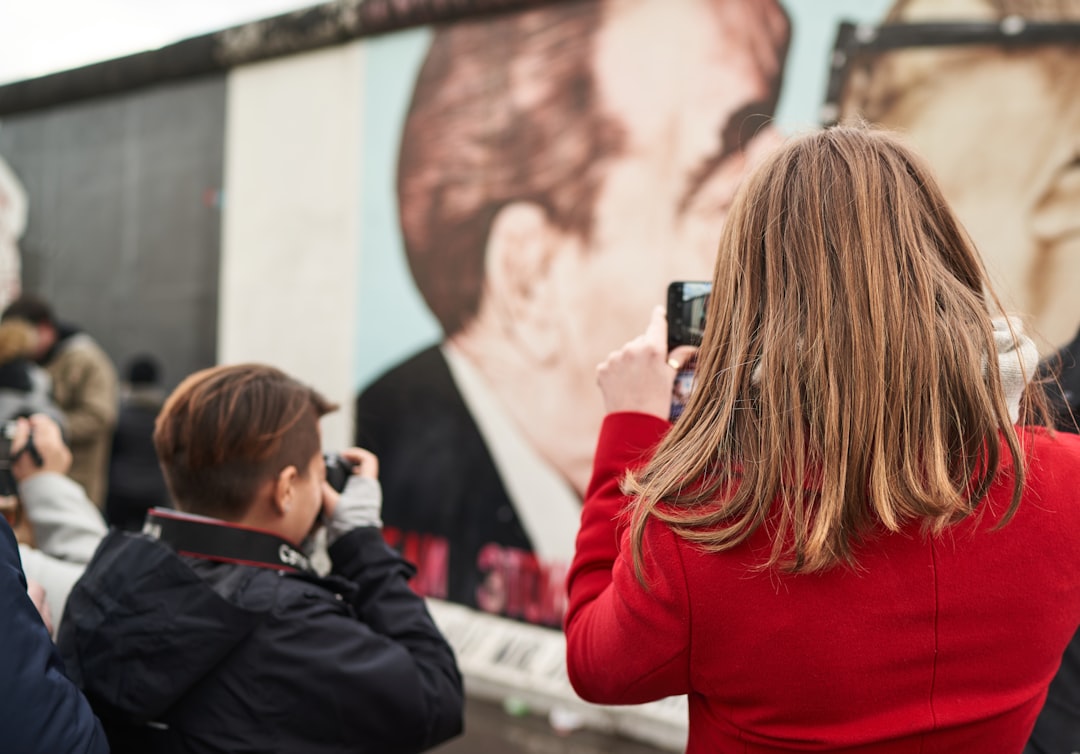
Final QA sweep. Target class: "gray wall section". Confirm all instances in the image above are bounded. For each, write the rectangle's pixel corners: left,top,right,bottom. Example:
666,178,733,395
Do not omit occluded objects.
0,75,225,389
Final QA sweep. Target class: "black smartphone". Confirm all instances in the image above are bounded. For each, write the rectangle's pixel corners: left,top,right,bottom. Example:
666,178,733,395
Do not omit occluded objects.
667,281,712,420
0,421,16,498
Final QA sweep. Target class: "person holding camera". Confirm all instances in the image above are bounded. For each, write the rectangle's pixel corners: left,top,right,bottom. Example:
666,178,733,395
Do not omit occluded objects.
2,294,119,509
58,363,463,753
564,127,1080,751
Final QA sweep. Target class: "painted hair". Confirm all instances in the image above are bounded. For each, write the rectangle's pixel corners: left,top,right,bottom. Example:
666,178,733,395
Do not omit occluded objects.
398,1,617,337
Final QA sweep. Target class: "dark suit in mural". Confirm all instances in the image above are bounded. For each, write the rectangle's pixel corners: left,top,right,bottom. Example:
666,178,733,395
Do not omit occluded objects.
357,348,541,620
356,0,791,625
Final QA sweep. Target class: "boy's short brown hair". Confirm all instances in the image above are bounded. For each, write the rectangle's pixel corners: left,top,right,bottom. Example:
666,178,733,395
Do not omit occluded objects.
153,364,337,519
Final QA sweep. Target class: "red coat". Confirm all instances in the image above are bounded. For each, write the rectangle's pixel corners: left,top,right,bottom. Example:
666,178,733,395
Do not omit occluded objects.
565,412,1080,753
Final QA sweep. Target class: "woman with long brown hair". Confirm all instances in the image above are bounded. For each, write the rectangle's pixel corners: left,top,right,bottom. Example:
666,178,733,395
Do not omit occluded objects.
565,126,1080,752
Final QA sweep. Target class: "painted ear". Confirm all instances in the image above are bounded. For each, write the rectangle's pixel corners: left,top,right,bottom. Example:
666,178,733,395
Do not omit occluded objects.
1029,156,1080,343
1032,156,1080,245
272,465,299,516
483,201,563,364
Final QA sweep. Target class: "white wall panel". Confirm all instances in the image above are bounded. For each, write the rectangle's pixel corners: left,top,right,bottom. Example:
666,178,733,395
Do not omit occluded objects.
220,43,363,450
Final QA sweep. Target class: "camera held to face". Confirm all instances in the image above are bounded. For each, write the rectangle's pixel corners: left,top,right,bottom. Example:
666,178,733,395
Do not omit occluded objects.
0,420,42,499
323,453,356,494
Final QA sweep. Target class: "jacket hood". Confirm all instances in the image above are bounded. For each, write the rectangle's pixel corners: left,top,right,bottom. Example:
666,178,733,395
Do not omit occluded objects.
58,531,264,721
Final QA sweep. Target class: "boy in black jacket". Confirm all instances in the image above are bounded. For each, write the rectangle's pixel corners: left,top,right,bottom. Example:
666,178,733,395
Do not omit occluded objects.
59,363,463,753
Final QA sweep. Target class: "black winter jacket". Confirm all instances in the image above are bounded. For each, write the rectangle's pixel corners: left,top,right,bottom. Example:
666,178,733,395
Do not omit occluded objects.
58,524,464,753
0,520,107,754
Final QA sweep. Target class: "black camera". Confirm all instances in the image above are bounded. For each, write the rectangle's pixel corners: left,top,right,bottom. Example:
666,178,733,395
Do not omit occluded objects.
0,421,41,498
323,453,357,493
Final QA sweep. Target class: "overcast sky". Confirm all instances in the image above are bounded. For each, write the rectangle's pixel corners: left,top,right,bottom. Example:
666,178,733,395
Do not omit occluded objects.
0,0,322,85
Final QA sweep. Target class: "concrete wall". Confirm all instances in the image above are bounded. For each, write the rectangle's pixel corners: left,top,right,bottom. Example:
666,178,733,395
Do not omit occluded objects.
219,43,365,450
0,76,225,388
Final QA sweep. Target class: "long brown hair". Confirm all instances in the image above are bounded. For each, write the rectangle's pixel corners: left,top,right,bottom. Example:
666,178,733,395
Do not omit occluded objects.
628,126,1041,576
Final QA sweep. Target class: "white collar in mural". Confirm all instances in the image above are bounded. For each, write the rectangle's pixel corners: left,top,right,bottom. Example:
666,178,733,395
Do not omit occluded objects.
441,343,579,565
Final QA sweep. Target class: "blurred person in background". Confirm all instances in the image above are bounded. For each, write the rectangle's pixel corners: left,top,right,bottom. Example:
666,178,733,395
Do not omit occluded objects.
1041,324,1080,434
106,354,172,531
2,294,118,507
0,318,65,428
0,317,67,547
565,127,1080,751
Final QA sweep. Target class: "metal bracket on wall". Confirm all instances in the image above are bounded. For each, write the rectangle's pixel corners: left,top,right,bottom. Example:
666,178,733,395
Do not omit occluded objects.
821,18,1080,127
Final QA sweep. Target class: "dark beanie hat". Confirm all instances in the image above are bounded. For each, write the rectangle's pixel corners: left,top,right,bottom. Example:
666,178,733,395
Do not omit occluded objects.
127,356,160,385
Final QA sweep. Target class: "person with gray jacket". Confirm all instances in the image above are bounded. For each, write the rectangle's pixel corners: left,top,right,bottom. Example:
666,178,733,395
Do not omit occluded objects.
2,295,117,507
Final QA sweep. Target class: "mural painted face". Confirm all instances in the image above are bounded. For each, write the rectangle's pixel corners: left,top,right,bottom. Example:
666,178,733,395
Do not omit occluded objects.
281,449,326,547
547,0,788,486
841,0,1080,350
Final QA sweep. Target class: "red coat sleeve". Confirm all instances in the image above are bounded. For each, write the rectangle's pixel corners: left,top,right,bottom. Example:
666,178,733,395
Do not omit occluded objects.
565,412,692,704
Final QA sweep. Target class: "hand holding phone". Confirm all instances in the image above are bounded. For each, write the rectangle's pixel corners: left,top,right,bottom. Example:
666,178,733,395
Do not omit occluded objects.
597,306,687,421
